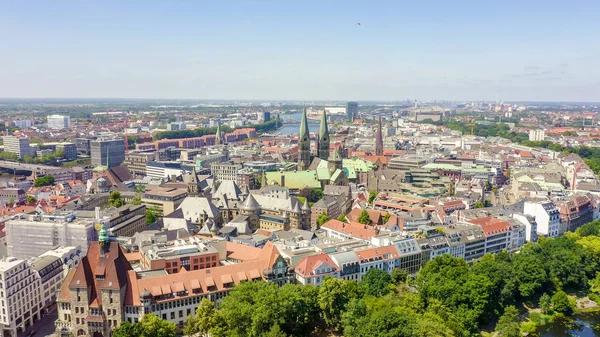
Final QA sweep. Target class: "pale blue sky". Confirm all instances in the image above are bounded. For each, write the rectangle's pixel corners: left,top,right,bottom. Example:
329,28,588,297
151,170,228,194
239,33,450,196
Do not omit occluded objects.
1,1,599,101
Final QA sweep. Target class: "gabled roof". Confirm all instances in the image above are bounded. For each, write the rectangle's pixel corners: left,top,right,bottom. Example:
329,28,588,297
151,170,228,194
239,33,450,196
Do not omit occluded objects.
63,242,132,306
295,253,339,278
213,181,242,201
177,197,221,219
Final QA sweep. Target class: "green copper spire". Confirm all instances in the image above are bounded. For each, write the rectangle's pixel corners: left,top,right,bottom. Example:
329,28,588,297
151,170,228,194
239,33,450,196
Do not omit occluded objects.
297,106,311,170
299,107,309,141
318,108,330,160
98,224,109,244
319,108,329,139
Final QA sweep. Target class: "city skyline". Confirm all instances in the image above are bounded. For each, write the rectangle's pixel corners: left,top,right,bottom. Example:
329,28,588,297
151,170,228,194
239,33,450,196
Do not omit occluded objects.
1,1,599,101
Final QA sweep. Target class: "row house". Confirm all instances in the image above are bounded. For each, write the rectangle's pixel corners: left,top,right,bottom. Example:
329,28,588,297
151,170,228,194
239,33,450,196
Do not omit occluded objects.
320,219,378,243
555,194,594,233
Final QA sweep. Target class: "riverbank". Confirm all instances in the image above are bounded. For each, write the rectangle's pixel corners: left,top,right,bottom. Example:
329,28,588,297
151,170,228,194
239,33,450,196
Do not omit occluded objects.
520,296,600,336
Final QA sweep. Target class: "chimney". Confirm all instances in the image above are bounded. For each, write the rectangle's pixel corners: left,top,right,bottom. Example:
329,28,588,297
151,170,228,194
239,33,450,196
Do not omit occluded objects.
280,175,285,187
95,206,101,220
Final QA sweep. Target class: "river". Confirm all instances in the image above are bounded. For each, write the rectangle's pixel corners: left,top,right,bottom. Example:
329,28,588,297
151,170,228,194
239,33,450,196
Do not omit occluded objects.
276,112,320,135
539,313,600,336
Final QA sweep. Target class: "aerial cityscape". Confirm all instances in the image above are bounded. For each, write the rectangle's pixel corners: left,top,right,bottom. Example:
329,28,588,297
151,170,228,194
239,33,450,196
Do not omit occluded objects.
2,1,600,337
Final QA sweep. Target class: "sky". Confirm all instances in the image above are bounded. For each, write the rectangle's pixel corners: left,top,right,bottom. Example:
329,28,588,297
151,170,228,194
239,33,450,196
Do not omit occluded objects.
1,0,599,102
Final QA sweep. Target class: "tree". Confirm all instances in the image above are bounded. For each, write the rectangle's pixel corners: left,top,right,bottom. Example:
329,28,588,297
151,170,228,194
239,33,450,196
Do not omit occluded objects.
109,191,123,207
362,268,393,297
337,214,347,222
417,254,493,332
316,213,329,226
318,277,361,329
262,325,287,337
113,314,175,337
484,200,492,207
184,298,215,336
368,190,378,204
146,206,159,225
358,209,371,225
391,268,409,284
112,321,140,337
473,200,484,209
134,184,146,193
551,290,573,315
495,306,521,337
139,313,177,337
539,293,552,314
131,195,142,205
33,175,55,187
382,212,391,224
209,281,318,337
26,195,37,204
492,186,499,195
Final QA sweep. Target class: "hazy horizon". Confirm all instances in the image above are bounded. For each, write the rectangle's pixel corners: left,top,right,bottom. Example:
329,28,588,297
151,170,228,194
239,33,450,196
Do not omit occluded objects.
2,1,599,102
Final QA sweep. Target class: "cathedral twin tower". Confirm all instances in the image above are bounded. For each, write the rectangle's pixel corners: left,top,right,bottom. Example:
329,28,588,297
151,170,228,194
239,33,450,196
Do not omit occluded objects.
297,107,330,171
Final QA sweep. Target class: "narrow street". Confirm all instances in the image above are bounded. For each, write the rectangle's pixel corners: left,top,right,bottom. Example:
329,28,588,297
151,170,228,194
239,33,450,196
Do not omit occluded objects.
18,311,57,337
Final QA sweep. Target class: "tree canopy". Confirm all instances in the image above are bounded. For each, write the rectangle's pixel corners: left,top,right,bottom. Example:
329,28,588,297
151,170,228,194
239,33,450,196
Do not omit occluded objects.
33,175,55,187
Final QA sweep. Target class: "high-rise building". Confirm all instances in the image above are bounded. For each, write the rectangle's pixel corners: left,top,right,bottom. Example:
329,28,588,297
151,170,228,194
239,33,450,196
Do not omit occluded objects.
260,111,271,122
528,129,545,142
297,107,311,170
375,116,384,156
3,135,31,158
47,114,71,129
318,110,330,160
347,102,358,121
10,119,33,129
91,138,125,168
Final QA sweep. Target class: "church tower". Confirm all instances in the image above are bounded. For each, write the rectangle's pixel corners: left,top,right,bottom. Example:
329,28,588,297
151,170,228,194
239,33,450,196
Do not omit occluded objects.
215,121,223,145
297,107,311,171
318,109,330,160
375,116,384,156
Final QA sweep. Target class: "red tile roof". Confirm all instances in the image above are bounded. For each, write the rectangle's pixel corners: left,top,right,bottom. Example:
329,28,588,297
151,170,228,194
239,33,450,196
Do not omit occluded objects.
467,217,512,236
321,219,378,240
295,253,339,278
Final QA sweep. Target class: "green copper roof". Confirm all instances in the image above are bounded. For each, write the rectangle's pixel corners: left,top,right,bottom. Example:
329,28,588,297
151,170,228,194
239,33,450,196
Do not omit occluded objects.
342,158,374,172
299,107,310,141
319,109,329,139
265,170,321,189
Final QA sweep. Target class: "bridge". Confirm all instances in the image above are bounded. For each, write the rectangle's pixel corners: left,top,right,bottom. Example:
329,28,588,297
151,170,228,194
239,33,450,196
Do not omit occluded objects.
0,161,62,173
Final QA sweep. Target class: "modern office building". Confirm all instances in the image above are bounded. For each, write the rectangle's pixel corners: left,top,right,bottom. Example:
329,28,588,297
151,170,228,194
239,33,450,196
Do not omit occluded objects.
5,212,97,259
3,136,31,157
529,129,545,142
347,102,358,121
57,143,78,160
124,151,156,176
47,114,71,129
211,163,243,182
74,138,91,155
91,138,125,168
0,257,42,337
10,119,33,129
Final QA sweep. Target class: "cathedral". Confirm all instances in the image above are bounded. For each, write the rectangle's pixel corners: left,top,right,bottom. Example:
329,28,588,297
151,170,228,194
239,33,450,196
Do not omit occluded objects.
298,107,331,171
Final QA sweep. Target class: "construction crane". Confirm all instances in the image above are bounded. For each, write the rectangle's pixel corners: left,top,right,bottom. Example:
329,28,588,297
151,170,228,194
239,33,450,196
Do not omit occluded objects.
465,123,476,135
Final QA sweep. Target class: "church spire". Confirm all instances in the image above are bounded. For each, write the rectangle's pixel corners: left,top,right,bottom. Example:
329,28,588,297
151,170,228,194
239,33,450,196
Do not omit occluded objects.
215,121,223,145
318,108,330,160
297,106,311,171
375,116,383,156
